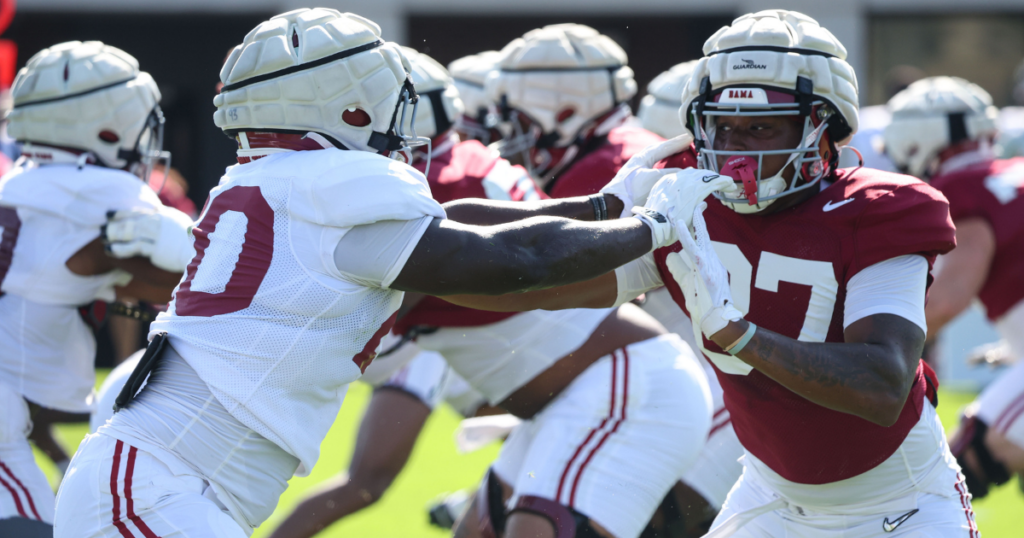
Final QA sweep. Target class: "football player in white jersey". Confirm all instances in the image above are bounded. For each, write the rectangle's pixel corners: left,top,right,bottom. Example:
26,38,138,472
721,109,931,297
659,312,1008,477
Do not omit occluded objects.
52,9,712,538
0,41,195,536
267,48,712,538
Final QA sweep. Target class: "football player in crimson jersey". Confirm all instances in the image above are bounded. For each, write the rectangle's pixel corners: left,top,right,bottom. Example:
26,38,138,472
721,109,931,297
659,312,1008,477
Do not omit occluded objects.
485,23,699,198
268,48,713,538
0,41,194,537
445,11,982,538
885,76,1024,500
52,11,704,538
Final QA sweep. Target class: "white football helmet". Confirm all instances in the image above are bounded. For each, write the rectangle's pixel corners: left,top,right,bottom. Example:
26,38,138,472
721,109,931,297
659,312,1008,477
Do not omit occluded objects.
400,47,464,141
884,76,999,179
637,60,698,139
7,41,168,180
680,10,859,214
448,51,502,143
213,8,426,158
486,24,637,177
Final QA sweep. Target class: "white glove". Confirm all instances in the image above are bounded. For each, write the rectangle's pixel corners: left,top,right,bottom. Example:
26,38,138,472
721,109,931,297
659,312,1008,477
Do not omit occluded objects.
600,133,694,217
648,168,734,232
675,203,743,338
104,206,196,273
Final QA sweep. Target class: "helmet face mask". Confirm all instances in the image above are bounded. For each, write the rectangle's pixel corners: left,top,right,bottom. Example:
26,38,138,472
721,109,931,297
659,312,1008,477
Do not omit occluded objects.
691,85,834,213
125,106,171,183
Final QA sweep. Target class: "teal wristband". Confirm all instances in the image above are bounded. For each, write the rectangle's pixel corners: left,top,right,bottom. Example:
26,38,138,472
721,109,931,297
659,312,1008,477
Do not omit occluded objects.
725,322,756,355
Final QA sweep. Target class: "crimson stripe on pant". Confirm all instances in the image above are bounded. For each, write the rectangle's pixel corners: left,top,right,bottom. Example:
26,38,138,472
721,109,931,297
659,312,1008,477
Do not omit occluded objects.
0,468,27,519
708,417,732,439
953,472,978,538
568,349,629,507
994,391,1024,434
555,352,616,504
125,446,160,538
555,350,627,505
0,460,41,520
110,440,162,538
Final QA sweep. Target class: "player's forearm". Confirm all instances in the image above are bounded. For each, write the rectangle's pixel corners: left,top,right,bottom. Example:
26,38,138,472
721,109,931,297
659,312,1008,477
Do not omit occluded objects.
491,217,651,294
443,193,624,226
714,320,918,426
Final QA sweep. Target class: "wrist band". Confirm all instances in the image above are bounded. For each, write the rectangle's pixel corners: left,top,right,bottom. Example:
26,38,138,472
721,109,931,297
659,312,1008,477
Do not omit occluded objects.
724,322,757,355
588,193,607,221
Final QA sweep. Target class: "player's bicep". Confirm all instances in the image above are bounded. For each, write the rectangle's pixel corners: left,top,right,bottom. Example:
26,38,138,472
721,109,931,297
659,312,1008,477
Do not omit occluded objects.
441,271,618,312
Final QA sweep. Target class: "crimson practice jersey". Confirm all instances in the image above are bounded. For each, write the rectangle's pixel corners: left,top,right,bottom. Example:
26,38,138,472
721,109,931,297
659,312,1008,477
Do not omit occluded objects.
654,167,955,484
549,126,696,198
930,158,1024,321
394,139,543,334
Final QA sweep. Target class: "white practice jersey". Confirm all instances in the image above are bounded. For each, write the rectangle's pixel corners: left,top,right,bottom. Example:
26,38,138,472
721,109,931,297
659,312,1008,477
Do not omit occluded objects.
149,149,444,476
0,161,160,412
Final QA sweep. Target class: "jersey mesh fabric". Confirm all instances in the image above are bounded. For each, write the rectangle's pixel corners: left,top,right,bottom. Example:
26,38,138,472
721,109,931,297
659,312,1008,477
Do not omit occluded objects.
930,157,1024,320
396,139,544,333
652,166,955,485
149,151,441,475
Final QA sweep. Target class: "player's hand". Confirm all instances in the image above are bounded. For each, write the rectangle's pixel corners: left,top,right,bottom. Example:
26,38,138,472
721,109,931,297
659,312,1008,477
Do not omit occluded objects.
103,206,196,273
600,133,694,217
966,340,1017,368
676,204,742,338
651,168,733,232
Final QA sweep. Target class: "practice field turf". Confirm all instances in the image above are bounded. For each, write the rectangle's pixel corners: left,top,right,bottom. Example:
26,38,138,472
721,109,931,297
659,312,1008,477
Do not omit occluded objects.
36,379,1023,537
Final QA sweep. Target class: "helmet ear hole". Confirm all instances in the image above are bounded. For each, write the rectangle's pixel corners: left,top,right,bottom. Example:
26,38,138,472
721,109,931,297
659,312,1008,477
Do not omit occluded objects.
342,107,371,128
98,130,120,144
556,108,575,123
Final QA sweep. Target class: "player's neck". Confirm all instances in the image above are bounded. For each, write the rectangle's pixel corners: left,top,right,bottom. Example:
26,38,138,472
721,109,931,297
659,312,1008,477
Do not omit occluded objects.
20,142,97,166
235,131,337,164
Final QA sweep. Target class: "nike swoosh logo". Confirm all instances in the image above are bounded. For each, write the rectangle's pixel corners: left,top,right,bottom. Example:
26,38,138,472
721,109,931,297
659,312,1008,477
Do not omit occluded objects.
702,174,721,183
882,508,919,532
823,198,854,212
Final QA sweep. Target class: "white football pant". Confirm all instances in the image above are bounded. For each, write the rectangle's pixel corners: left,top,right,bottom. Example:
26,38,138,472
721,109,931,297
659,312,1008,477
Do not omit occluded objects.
0,381,55,525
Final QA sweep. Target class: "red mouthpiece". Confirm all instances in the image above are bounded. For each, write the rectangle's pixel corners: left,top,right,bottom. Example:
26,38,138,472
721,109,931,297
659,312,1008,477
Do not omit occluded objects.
720,156,759,206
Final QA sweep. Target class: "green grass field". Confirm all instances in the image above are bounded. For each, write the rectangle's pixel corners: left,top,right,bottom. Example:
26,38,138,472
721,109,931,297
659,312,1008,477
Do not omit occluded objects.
35,380,1023,537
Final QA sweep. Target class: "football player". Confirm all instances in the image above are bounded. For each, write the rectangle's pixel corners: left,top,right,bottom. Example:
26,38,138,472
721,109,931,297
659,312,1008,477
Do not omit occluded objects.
0,41,194,536
447,10,978,537
449,50,503,144
486,24,692,195
636,60,697,140
268,46,713,538
885,76,1024,500
51,10,707,538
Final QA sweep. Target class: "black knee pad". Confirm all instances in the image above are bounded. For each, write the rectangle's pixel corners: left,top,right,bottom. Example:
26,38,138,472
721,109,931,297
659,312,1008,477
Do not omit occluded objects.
507,495,606,538
474,468,507,538
640,489,692,538
952,415,1011,499
0,517,53,538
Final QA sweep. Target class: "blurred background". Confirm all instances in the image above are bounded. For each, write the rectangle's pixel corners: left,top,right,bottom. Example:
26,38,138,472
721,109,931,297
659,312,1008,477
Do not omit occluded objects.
6,0,1024,536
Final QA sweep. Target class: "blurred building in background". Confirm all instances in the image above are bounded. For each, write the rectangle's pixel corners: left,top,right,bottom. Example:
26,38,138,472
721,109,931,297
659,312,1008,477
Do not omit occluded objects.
13,0,1024,203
